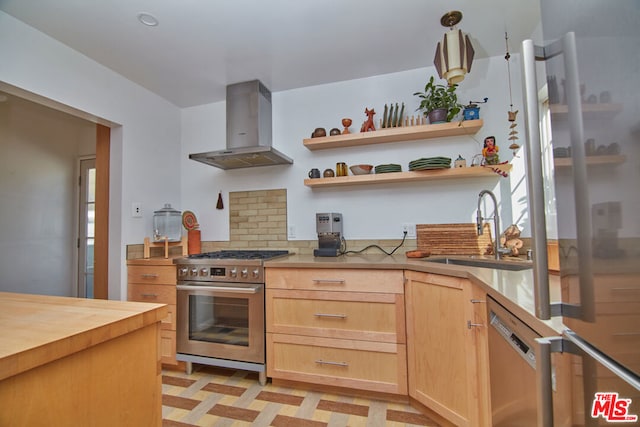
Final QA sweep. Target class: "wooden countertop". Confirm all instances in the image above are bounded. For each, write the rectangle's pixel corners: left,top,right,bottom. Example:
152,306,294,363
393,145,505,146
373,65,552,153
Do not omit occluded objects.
0,292,168,381
265,253,565,337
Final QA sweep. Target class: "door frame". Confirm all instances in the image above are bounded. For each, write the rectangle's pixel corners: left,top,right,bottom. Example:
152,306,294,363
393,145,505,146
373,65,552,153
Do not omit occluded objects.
94,124,110,299
76,156,96,298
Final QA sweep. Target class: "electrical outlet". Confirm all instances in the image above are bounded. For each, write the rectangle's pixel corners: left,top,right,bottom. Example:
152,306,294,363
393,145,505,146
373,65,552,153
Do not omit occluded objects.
287,225,296,239
132,202,142,218
402,223,416,238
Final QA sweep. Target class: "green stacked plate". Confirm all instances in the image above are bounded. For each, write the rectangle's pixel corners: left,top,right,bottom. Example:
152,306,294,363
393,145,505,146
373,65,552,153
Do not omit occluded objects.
375,163,402,174
408,157,452,171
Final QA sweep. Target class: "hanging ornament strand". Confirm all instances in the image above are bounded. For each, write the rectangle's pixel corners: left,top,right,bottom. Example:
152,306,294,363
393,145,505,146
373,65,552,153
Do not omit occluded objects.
504,31,520,155
505,32,514,111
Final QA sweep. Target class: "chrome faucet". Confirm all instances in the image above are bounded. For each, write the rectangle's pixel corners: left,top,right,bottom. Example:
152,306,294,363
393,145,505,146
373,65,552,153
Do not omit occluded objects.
477,190,510,260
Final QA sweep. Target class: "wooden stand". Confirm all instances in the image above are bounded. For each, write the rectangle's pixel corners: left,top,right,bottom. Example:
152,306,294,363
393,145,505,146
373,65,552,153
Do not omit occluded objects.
144,236,188,259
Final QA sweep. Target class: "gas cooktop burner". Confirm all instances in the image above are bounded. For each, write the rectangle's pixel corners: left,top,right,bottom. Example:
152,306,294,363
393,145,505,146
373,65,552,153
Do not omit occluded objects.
187,250,289,260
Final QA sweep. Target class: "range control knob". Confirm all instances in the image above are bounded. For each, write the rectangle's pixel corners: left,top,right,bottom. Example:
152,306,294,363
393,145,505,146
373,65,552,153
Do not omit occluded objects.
252,269,260,279
230,268,237,278
178,267,188,277
200,268,208,277
241,268,248,278
189,268,198,277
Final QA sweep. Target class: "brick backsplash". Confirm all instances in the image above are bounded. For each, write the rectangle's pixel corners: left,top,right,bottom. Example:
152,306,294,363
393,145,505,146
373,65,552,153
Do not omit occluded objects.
229,189,288,246
126,188,417,259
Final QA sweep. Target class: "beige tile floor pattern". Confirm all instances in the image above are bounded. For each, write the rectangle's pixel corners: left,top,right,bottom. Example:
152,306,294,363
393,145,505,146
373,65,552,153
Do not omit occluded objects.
162,365,440,427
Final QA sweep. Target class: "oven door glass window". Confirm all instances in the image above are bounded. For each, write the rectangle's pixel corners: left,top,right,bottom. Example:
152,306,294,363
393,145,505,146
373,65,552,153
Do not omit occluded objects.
188,295,249,347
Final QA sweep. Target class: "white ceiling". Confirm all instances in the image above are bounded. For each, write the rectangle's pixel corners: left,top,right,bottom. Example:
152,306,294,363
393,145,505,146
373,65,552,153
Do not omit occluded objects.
0,0,541,108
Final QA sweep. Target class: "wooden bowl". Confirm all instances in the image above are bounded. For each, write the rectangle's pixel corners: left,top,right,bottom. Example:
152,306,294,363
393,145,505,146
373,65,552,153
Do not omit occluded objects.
349,164,373,175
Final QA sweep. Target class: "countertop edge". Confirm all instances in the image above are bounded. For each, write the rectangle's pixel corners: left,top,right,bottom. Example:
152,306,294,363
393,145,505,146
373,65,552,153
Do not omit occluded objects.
0,292,168,381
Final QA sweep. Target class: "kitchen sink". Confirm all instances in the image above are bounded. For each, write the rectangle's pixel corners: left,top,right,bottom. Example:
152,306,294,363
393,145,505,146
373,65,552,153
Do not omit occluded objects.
421,257,533,271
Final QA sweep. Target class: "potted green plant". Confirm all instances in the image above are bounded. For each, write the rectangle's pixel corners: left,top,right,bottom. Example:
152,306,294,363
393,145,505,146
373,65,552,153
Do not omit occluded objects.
413,76,462,123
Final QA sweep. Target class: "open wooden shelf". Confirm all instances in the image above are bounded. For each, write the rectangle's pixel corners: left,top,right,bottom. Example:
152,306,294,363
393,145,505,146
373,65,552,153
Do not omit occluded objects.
304,164,512,188
554,155,626,168
550,103,623,119
303,120,483,151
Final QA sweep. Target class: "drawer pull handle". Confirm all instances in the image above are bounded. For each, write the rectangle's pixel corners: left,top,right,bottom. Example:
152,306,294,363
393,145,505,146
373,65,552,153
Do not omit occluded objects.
312,279,345,284
467,320,484,329
315,359,348,367
470,299,486,304
314,313,347,319
141,274,159,279
141,293,159,298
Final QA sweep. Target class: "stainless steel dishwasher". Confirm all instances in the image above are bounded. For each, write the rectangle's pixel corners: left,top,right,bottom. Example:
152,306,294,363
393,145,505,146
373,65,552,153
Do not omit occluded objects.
487,296,540,426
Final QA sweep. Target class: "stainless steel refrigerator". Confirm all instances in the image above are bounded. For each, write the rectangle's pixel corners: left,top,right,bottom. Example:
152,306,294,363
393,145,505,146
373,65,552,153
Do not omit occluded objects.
521,0,640,425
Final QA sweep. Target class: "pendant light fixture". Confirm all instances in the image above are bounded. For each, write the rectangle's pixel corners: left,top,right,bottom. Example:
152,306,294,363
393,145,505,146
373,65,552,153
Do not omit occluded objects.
434,11,475,85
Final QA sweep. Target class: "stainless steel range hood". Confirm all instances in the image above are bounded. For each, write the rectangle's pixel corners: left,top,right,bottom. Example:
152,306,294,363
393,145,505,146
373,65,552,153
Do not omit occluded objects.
189,80,293,170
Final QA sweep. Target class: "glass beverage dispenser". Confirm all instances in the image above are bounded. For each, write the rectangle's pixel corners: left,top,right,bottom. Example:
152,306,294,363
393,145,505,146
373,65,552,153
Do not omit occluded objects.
153,203,182,242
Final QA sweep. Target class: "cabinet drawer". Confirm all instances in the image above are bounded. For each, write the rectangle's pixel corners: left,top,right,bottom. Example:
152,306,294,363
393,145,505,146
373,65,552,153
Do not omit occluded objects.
159,304,176,330
127,265,176,285
267,333,407,395
160,329,177,365
564,310,640,356
128,283,176,305
266,289,405,343
562,275,640,304
128,284,176,331
266,268,403,293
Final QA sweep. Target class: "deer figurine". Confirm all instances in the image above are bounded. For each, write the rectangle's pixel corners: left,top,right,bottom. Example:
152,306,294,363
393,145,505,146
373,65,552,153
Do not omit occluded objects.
360,108,376,132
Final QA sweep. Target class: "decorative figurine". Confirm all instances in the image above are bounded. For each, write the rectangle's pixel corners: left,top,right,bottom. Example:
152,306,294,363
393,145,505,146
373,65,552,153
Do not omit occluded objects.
454,154,467,168
360,108,376,132
482,135,500,165
500,224,524,256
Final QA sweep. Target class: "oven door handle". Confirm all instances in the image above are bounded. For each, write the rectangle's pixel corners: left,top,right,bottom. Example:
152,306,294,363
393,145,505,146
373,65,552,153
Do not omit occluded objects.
176,284,261,294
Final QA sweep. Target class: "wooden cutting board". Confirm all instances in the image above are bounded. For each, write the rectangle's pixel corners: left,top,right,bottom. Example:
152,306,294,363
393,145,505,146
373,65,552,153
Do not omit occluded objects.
416,223,494,256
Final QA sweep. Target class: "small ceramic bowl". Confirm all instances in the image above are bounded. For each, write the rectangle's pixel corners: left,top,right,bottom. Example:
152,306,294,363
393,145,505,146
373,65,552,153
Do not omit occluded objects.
349,164,373,175
311,128,326,138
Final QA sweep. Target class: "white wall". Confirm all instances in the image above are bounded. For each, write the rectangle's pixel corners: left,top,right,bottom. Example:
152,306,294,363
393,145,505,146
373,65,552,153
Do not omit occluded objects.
0,10,533,300
0,96,95,296
0,11,182,299
181,56,530,242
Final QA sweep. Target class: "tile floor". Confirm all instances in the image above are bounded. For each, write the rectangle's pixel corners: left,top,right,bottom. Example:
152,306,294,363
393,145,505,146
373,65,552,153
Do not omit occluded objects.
162,365,440,426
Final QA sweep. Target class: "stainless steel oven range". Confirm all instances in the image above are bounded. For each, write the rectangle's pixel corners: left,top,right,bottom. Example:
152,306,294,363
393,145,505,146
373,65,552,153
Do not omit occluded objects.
174,250,289,385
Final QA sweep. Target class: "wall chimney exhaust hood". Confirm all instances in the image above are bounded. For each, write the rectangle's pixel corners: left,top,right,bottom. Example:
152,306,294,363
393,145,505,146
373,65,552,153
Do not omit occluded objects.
189,80,293,170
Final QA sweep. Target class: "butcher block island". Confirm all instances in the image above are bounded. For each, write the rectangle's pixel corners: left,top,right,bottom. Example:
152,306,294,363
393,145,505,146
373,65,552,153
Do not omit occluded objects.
0,292,167,427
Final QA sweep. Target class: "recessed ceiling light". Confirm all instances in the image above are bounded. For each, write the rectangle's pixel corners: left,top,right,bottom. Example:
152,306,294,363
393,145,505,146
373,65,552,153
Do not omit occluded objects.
137,12,159,27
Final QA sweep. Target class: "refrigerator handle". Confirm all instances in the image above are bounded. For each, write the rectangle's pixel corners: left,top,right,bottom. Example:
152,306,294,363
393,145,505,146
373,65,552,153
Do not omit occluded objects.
521,39,551,320
561,32,595,321
522,34,595,321
535,336,565,427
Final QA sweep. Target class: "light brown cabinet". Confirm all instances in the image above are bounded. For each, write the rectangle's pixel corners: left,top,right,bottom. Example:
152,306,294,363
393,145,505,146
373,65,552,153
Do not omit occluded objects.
127,260,177,365
265,268,407,395
405,270,490,426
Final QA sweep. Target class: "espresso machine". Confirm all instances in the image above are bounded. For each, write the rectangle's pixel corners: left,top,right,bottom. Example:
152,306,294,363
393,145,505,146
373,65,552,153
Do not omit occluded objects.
314,213,343,257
